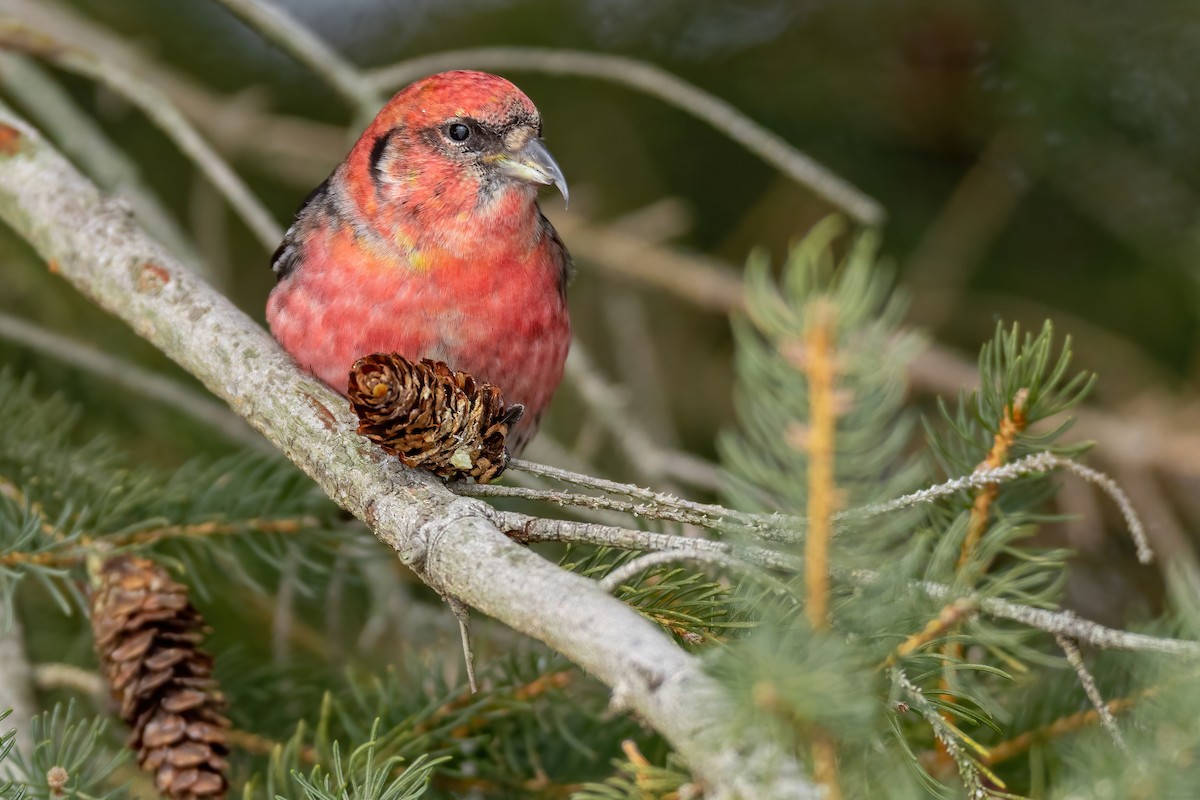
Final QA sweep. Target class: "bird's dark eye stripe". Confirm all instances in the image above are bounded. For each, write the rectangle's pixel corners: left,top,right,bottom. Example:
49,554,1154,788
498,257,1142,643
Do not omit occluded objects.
368,129,395,182
448,123,471,141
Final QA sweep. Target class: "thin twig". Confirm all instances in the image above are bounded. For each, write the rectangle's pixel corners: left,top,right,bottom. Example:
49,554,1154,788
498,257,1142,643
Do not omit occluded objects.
562,342,720,491
981,694,1142,767
211,0,382,115
0,0,344,186
596,549,779,595
891,668,1003,793
908,578,1200,656
498,450,1148,552
1061,459,1154,564
0,311,268,451
884,598,977,668
0,19,283,249
368,48,884,225
499,508,1200,658
0,53,206,274
549,212,744,313
32,662,106,700
1055,635,1128,754
0,517,317,568
508,456,769,532
453,480,761,535
495,511,801,573
846,451,1150,563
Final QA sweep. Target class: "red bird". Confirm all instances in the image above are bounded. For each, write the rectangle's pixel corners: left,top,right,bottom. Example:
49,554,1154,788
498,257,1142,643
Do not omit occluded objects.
267,71,572,451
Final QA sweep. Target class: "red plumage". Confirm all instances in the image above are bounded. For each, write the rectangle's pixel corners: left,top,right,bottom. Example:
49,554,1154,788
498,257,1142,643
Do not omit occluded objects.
266,71,572,451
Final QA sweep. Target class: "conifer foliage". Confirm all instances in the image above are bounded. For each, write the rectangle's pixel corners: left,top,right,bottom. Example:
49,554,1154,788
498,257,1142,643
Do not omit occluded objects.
2,209,1200,799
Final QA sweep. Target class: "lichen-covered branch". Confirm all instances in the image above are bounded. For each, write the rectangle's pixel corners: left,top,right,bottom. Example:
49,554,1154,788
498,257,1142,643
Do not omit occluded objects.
0,102,816,800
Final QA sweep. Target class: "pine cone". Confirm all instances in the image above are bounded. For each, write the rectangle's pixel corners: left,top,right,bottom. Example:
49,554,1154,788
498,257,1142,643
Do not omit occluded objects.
348,353,524,484
91,555,229,800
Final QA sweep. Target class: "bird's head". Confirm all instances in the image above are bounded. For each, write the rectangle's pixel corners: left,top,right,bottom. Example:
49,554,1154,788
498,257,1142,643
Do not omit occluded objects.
342,70,568,235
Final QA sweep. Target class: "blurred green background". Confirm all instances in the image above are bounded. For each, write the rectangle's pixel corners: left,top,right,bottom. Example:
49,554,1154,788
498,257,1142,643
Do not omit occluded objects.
2,0,1199,613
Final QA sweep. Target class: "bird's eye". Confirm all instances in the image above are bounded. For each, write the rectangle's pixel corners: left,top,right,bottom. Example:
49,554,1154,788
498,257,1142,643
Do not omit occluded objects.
447,123,471,142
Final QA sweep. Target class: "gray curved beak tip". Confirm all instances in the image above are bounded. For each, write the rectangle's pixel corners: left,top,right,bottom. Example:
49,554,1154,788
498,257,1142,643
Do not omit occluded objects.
511,138,569,209
556,174,570,209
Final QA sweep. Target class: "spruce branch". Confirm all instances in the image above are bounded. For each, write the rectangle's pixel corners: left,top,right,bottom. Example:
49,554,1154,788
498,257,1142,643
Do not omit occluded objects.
572,740,698,800
494,507,1193,660
0,515,318,569
508,457,787,534
796,298,843,800
890,669,1006,797
0,312,264,451
906,578,1200,656
884,598,978,669
800,300,838,631
496,512,803,572
0,103,818,800
1054,635,1128,754
959,387,1028,571
980,693,1143,767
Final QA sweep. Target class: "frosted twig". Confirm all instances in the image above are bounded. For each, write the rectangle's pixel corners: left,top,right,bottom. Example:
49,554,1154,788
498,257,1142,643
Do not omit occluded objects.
1055,635,1129,754
495,511,801,572
497,510,1200,659
0,19,283,249
0,311,268,452
212,0,382,116
368,48,884,225
841,451,1152,564
1059,459,1153,563
507,451,1147,563
507,456,774,532
453,480,768,535
906,576,1200,656
891,668,1001,794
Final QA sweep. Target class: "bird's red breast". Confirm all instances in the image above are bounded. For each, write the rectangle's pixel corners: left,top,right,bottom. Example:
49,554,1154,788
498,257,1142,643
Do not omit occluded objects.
266,71,572,450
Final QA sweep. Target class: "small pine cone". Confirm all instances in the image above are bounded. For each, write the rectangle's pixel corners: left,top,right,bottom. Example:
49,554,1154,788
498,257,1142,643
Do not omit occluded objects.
91,555,229,800
348,353,524,484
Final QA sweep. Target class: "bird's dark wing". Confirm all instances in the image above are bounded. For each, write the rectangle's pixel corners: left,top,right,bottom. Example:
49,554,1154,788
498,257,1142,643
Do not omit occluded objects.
538,210,574,301
271,178,330,281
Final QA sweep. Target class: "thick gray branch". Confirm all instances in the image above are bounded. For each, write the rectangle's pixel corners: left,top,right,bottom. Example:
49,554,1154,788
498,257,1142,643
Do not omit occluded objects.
0,103,815,800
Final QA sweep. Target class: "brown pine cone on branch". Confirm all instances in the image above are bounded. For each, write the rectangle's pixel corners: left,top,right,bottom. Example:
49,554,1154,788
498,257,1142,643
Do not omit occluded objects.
90,555,229,800
348,353,524,484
